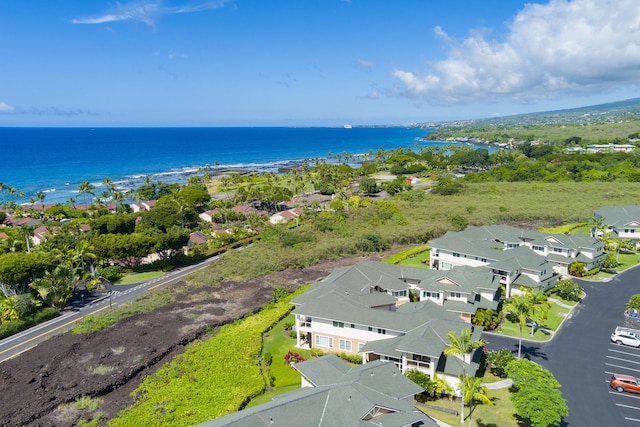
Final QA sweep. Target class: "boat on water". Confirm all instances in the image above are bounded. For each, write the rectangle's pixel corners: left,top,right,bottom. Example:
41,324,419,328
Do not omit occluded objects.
343,124,352,129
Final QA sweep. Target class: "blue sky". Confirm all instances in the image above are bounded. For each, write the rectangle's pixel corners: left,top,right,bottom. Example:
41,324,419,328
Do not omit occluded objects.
2,0,639,127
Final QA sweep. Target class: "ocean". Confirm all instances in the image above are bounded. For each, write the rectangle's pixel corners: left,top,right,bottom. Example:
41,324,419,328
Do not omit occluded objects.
0,126,481,205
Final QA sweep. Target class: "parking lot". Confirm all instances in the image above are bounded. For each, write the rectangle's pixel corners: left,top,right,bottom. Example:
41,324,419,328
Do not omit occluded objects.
606,342,640,423
484,264,640,426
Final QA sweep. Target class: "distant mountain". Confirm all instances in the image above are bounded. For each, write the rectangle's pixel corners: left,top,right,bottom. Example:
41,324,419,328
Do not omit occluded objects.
435,98,640,129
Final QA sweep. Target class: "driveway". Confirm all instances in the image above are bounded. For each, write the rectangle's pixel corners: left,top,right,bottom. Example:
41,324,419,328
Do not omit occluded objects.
484,265,640,427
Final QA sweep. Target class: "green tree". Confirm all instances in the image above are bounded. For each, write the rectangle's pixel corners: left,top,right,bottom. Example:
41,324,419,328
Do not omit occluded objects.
30,264,76,310
554,279,583,302
506,359,568,427
444,328,488,424
359,177,379,195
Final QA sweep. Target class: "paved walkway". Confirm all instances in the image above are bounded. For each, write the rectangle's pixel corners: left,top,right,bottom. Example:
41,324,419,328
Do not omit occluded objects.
482,378,513,389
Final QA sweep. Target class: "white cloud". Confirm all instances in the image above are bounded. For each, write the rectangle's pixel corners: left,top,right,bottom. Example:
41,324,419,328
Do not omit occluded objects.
356,58,376,68
0,102,15,113
72,0,231,28
392,0,640,104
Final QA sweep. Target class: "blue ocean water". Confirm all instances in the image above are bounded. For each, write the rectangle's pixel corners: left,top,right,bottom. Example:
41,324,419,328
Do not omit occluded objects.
0,126,475,205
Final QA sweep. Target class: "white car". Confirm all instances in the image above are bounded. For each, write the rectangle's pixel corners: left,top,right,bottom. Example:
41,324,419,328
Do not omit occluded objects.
612,329,640,347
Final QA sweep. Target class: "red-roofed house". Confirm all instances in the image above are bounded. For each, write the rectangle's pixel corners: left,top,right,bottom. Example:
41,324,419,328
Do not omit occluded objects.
269,207,304,224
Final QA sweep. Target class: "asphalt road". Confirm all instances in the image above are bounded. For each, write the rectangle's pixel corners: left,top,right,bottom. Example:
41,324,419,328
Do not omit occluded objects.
0,255,220,364
484,266,640,427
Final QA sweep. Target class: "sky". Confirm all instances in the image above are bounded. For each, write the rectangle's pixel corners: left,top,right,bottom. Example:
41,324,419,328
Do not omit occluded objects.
2,0,640,127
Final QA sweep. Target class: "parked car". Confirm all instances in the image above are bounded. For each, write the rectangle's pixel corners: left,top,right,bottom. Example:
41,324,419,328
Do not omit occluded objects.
611,373,640,393
611,327,640,347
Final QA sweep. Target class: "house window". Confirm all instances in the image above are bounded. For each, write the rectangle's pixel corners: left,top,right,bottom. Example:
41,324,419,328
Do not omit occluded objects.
368,327,373,332
450,292,461,298
333,321,344,328
441,262,452,270
301,317,312,327
378,328,386,335
358,343,365,352
392,290,407,297
453,253,461,258
339,339,352,351
315,335,333,348
480,258,488,263
532,245,544,252
350,323,355,328
426,291,440,299
553,247,563,253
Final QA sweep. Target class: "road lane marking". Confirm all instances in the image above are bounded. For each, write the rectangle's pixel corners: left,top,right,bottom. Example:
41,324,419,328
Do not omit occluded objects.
610,349,640,358
607,356,640,365
609,391,640,400
625,417,640,422
0,305,110,357
148,269,194,291
616,403,640,410
606,363,640,373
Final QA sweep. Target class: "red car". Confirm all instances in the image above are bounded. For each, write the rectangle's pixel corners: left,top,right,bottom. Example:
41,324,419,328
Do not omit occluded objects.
610,373,640,393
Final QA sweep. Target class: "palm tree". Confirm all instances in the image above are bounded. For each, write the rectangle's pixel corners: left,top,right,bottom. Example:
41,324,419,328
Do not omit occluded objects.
35,191,46,219
444,328,488,424
589,214,607,239
78,181,95,208
503,290,549,359
461,376,493,427
69,241,98,277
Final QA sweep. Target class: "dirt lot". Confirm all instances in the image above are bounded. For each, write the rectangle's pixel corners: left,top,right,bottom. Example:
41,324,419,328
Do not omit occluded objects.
0,253,387,427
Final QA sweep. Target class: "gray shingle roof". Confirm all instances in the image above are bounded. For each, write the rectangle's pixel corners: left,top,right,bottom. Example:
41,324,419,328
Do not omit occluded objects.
197,356,438,427
594,205,640,228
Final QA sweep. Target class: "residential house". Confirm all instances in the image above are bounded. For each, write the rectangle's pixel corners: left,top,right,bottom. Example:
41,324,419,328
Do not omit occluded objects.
197,354,436,427
31,225,55,246
269,207,304,225
291,262,489,388
586,144,636,153
198,209,217,223
593,205,640,242
429,224,605,295
188,231,208,246
131,200,156,212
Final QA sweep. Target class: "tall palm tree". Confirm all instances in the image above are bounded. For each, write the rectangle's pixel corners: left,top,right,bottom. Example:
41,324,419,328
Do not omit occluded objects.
444,328,488,424
35,191,46,219
503,291,549,359
462,376,493,427
78,181,95,208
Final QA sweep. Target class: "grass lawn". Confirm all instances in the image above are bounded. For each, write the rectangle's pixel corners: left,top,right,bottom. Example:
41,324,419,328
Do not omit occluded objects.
396,250,430,268
114,271,165,285
246,314,313,407
494,299,570,342
418,387,531,427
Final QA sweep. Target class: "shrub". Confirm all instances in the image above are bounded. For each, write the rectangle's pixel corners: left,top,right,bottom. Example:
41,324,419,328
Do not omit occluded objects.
272,287,289,303
338,352,363,365
626,294,640,310
405,369,436,402
96,265,124,283
0,308,59,340
284,351,306,365
554,279,583,302
568,261,585,277
487,349,515,378
310,348,324,358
